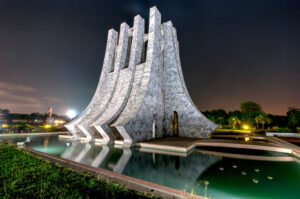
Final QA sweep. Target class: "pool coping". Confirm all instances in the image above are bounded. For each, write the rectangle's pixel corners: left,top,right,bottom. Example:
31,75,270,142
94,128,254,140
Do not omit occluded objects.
0,132,68,137
23,146,206,199
58,134,300,159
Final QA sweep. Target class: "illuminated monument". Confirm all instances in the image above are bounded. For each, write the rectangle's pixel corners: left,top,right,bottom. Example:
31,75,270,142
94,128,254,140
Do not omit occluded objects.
65,7,217,147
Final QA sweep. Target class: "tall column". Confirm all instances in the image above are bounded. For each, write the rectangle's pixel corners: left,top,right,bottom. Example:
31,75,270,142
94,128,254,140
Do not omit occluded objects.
92,15,145,144
112,6,163,147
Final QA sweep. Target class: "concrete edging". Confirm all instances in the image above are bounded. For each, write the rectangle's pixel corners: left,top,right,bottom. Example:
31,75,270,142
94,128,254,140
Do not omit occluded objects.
266,132,300,138
0,132,68,137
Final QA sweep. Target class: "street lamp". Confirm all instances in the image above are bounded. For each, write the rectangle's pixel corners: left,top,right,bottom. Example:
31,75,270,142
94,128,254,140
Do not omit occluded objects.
243,124,249,130
66,110,77,119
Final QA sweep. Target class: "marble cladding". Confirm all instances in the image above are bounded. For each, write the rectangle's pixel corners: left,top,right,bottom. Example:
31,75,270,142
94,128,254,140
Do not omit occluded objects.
92,15,145,144
65,6,218,146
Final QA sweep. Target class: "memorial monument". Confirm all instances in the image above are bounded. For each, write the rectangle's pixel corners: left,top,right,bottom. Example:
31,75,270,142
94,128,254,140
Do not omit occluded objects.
46,106,54,126
65,7,217,147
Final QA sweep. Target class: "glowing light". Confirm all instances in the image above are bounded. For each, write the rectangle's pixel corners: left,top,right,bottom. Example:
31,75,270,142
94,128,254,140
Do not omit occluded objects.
66,110,77,119
243,125,249,130
2,124,8,128
245,137,250,142
54,120,65,124
44,124,51,128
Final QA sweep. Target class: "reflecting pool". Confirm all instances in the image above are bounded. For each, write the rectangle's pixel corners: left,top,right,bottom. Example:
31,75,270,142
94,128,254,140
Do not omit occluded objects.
1,135,300,199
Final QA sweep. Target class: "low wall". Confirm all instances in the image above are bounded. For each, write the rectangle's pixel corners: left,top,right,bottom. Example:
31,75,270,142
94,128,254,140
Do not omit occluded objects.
266,132,300,138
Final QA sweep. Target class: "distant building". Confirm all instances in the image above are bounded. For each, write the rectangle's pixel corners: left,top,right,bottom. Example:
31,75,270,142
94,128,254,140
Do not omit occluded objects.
46,106,55,126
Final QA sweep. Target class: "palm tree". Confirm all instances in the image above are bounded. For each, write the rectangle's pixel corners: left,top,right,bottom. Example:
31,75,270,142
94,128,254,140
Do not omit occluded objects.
228,116,241,129
255,114,272,130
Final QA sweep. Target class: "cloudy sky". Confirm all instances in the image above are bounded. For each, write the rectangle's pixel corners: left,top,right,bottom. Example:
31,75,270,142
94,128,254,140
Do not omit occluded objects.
0,0,299,115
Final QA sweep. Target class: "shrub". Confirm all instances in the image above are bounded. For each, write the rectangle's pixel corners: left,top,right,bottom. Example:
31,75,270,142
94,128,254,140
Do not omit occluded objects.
272,126,293,133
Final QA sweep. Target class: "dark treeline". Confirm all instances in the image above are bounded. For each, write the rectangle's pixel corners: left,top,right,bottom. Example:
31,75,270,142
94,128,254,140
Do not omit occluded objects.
203,101,300,132
0,109,67,125
0,109,68,133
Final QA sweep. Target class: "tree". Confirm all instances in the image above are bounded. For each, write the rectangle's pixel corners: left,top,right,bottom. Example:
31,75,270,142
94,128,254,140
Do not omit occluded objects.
255,114,272,129
240,102,263,126
227,116,241,129
240,101,262,113
269,115,288,127
203,109,228,125
287,110,300,130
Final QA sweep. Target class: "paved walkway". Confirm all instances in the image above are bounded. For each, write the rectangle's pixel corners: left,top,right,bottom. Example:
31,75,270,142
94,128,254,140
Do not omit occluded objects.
136,136,300,158
60,132,300,159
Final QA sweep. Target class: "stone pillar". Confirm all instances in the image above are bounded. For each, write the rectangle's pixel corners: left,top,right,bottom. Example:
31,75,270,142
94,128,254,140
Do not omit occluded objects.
91,15,145,144
112,6,163,147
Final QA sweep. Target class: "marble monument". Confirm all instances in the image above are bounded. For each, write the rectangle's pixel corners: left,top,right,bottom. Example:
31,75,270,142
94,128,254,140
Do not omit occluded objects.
65,7,217,147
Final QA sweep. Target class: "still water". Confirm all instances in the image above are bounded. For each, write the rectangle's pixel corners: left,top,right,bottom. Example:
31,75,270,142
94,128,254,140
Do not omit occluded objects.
1,134,300,199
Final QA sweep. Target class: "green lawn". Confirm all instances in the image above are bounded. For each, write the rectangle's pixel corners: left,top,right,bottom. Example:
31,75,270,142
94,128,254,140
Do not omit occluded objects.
0,144,153,199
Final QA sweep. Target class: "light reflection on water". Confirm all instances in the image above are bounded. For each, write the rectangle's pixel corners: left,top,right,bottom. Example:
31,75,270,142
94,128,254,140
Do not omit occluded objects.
1,135,300,199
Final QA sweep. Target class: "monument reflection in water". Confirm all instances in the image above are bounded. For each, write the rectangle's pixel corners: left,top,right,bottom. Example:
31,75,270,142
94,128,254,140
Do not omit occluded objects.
21,135,300,199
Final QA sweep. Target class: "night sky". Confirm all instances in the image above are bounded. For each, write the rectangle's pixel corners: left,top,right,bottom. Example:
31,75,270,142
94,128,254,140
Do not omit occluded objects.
0,0,299,115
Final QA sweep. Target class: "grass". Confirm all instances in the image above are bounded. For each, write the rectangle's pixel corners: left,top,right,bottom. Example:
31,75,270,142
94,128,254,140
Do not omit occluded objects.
0,144,154,199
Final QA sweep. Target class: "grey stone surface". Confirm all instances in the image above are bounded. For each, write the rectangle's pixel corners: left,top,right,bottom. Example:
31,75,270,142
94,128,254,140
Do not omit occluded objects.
91,15,145,144
113,7,164,147
66,6,217,146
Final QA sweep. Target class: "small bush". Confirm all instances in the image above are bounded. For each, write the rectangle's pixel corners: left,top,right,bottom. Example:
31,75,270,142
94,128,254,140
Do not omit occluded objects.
272,126,294,133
